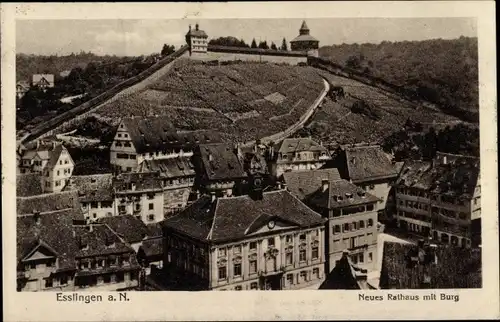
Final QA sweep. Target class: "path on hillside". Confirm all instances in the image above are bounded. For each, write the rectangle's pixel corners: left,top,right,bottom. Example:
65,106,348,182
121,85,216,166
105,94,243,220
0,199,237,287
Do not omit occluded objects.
243,78,330,147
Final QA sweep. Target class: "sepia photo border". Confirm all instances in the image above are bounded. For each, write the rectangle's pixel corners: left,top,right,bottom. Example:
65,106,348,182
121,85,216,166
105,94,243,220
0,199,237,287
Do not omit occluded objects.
2,1,498,321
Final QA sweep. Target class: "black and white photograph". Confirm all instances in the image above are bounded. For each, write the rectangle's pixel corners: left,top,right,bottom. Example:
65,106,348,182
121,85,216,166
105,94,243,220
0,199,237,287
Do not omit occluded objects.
2,1,498,321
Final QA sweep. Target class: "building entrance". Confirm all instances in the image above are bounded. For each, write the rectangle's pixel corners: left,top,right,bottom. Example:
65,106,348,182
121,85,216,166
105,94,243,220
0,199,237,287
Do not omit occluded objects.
260,274,283,290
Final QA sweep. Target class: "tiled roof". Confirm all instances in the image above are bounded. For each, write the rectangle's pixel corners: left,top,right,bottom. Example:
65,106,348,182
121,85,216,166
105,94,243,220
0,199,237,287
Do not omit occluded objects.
121,115,222,154
283,168,341,200
307,179,379,209
396,155,480,198
275,138,329,155
113,172,163,192
17,190,81,215
138,157,195,178
186,26,208,38
73,224,134,258
146,223,163,238
380,242,481,289
46,145,65,168
342,145,401,183
396,160,434,190
140,238,163,258
196,143,247,181
207,45,308,57
70,174,114,202
32,74,55,85
164,190,325,243
290,34,319,43
98,215,150,243
16,173,43,197
431,156,480,198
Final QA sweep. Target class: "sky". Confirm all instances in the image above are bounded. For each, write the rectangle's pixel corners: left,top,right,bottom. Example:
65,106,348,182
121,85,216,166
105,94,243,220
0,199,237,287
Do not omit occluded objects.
16,18,477,56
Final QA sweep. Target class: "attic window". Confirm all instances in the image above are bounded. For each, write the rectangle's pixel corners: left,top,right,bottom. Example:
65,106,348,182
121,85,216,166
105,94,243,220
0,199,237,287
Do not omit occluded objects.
337,195,344,201
90,178,97,183
345,192,353,199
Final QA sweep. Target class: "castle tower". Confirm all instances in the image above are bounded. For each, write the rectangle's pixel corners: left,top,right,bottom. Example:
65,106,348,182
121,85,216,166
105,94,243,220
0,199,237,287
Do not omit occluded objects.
290,20,319,57
185,23,208,58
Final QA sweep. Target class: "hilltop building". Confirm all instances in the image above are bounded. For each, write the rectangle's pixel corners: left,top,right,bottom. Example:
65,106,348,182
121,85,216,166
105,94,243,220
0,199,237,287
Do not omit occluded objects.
185,23,209,57
162,190,327,290
290,21,320,57
394,152,480,248
17,81,30,99
184,23,310,64
267,138,331,179
330,144,403,214
110,115,221,173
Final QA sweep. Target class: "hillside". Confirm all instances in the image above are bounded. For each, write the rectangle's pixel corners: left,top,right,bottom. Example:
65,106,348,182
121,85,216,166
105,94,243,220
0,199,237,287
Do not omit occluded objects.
319,37,478,120
294,70,465,145
89,59,325,143
16,52,134,82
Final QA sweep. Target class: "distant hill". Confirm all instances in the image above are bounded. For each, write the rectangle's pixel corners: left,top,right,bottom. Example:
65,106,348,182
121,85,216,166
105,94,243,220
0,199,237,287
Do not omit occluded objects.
319,37,478,119
16,52,133,81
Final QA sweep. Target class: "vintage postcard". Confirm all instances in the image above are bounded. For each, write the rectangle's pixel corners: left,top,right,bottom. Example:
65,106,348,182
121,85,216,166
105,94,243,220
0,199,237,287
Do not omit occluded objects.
1,1,498,321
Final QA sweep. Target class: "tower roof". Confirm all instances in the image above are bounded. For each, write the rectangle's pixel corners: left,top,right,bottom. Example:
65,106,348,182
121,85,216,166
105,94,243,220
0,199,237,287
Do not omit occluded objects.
300,20,310,34
291,20,318,43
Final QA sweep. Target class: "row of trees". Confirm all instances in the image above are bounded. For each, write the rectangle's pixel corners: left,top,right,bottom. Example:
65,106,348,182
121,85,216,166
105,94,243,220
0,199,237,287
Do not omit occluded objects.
209,36,289,51
381,119,479,161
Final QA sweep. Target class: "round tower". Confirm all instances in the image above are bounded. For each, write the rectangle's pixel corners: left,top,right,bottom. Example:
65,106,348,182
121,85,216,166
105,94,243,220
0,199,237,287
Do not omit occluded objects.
290,20,319,57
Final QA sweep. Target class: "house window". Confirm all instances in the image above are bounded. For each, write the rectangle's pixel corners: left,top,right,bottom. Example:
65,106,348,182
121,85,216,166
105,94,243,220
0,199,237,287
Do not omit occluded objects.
218,266,227,280
287,274,294,285
57,169,60,176
249,242,257,250
90,202,98,209
115,141,122,147
249,260,257,274
116,272,124,282
267,238,275,247
369,184,375,190
59,160,62,165
367,204,374,211
148,214,155,221
218,248,227,257
300,271,307,282
313,268,320,279
312,247,319,260
334,225,341,234
233,245,241,254
118,134,122,138
250,282,258,290
343,223,350,232
299,250,306,262
359,220,365,229
103,274,111,284
124,142,131,147
352,222,357,230
129,154,136,160
299,234,306,241
149,203,154,210
234,285,242,291
368,219,374,227
234,263,242,277
147,194,154,200
286,253,293,265
358,253,364,263
286,235,293,243
126,167,132,172
65,160,68,164
368,252,373,262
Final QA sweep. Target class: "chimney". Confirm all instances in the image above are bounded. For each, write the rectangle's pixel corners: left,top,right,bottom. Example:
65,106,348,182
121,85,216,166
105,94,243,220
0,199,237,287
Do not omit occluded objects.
208,153,213,162
321,179,329,192
36,140,40,149
195,23,199,31
210,192,216,203
131,182,136,191
277,181,282,190
442,155,447,165
189,24,192,31
33,211,41,225
52,141,57,149
282,182,287,191
87,225,93,233
352,157,356,165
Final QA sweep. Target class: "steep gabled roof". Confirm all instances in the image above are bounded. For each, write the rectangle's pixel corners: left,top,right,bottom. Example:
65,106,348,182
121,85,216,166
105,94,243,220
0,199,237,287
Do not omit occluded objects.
17,190,81,215
308,179,379,209
70,174,114,202
138,157,195,178
342,145,401,183
196,143,247,181
320,251,371,290
396,160,434,190
113,172,163,192
275,138,329,155
120,115,221,154
164,190,325,243
98,215,150,243
283,168,341,200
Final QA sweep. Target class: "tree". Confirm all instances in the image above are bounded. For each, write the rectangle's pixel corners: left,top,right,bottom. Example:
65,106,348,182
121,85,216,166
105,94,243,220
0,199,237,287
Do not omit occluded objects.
281,38,288,51
270,42,278,50
346,55,361,69
251,38,257,49
161,44,175,56
209,37,249,48
258,40,269,50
